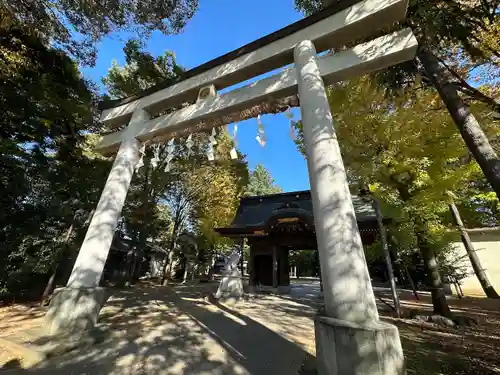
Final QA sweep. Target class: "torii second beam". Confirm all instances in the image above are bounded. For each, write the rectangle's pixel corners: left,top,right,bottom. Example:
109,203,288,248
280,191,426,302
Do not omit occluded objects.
96,28,417,154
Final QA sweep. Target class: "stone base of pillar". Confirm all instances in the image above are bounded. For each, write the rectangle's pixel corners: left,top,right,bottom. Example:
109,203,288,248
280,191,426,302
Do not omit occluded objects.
44,287,108,336
314,314,404,375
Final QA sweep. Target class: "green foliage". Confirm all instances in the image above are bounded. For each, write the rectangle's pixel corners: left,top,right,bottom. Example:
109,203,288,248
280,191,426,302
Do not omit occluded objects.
294,0,499,111
102,40,185,98
191,131,249,252
0,14,95,156
2,0,198,65
364,240,383,266
0,17,109,299
294,76,498,302
243,164,283,197
289,250,318,277
102,42,250,277
296,77,497,226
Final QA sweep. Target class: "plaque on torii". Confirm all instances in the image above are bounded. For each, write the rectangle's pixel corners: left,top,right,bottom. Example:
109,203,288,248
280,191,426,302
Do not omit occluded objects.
47,1,417,373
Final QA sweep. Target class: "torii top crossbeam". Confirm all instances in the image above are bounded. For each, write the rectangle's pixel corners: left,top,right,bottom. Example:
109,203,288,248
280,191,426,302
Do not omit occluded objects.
96,0,416,154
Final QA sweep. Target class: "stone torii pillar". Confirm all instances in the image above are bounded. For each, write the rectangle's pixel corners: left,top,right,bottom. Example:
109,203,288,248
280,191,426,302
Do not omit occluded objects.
45,110,149,334
295,40,404,375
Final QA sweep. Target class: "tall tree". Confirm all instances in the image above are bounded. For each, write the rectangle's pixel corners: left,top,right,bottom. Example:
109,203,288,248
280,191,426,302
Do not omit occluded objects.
191,131,249,250
294,77,498,316
0,14,109,299
448,198,499,298
102,40,185,98
102,41,187,281
294,0,500,199
2,0,198,65
418,49,500,201
102,42,249,283
244,164,283,197
102,39,199,276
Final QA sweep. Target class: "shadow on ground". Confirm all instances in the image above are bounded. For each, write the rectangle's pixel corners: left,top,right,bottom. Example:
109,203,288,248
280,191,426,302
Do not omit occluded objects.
0,304,46,336
2,281,500,375
243,282,500,375
2,282,310,375
376,289,500,375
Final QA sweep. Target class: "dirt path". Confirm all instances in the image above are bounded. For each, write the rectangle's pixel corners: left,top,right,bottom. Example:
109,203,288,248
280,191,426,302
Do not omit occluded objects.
2,283,311,374
0,304,46,369
1,282,500,374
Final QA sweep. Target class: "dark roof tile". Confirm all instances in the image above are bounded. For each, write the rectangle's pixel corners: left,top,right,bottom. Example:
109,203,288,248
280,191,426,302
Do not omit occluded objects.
220,190,376,231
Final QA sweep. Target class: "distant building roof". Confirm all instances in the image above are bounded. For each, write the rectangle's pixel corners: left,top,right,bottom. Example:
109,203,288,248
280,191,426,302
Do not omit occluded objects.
110,235,168,255
215,190,378,238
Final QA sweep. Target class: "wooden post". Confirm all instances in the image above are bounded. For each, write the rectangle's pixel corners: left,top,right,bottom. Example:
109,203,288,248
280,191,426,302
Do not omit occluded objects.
239,238,245,275
272,246,278,289
249,247,256,287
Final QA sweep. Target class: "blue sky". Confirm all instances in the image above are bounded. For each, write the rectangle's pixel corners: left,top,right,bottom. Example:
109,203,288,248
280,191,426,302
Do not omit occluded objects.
81,0,311,193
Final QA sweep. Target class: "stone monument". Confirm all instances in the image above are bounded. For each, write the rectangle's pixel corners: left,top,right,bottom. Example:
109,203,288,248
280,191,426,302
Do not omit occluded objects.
214,251,244,302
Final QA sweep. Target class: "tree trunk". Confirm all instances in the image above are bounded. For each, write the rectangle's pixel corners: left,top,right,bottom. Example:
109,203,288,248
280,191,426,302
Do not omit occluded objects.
131,154,152,284
449,202,499,298
40,271,57,306
457,280,464,298
40,220,75,305
161,222,180,286
403,262,420,300
182,257,189,283
161,224,177,285
418,48,500,200
161,245,176,285
208,250,215,280
191,262,196,281
127,249,139,285
374,199,401,317
415,222,452,317
388,213,419,301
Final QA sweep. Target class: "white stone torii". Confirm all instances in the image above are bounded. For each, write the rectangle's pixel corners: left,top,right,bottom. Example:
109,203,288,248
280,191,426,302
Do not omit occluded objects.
47,0,417,373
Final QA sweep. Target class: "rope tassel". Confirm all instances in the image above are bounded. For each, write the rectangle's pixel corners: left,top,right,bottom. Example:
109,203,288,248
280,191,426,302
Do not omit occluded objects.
230,123,238,160
207,128,217,161
256,115,266,147
164,138,175,172
285,107,297,141
135,143,146,172
185,134,194,157
151,144,160,169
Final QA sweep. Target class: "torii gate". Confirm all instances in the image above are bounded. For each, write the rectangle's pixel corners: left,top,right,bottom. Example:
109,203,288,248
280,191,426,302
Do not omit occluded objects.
46,0,417,373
